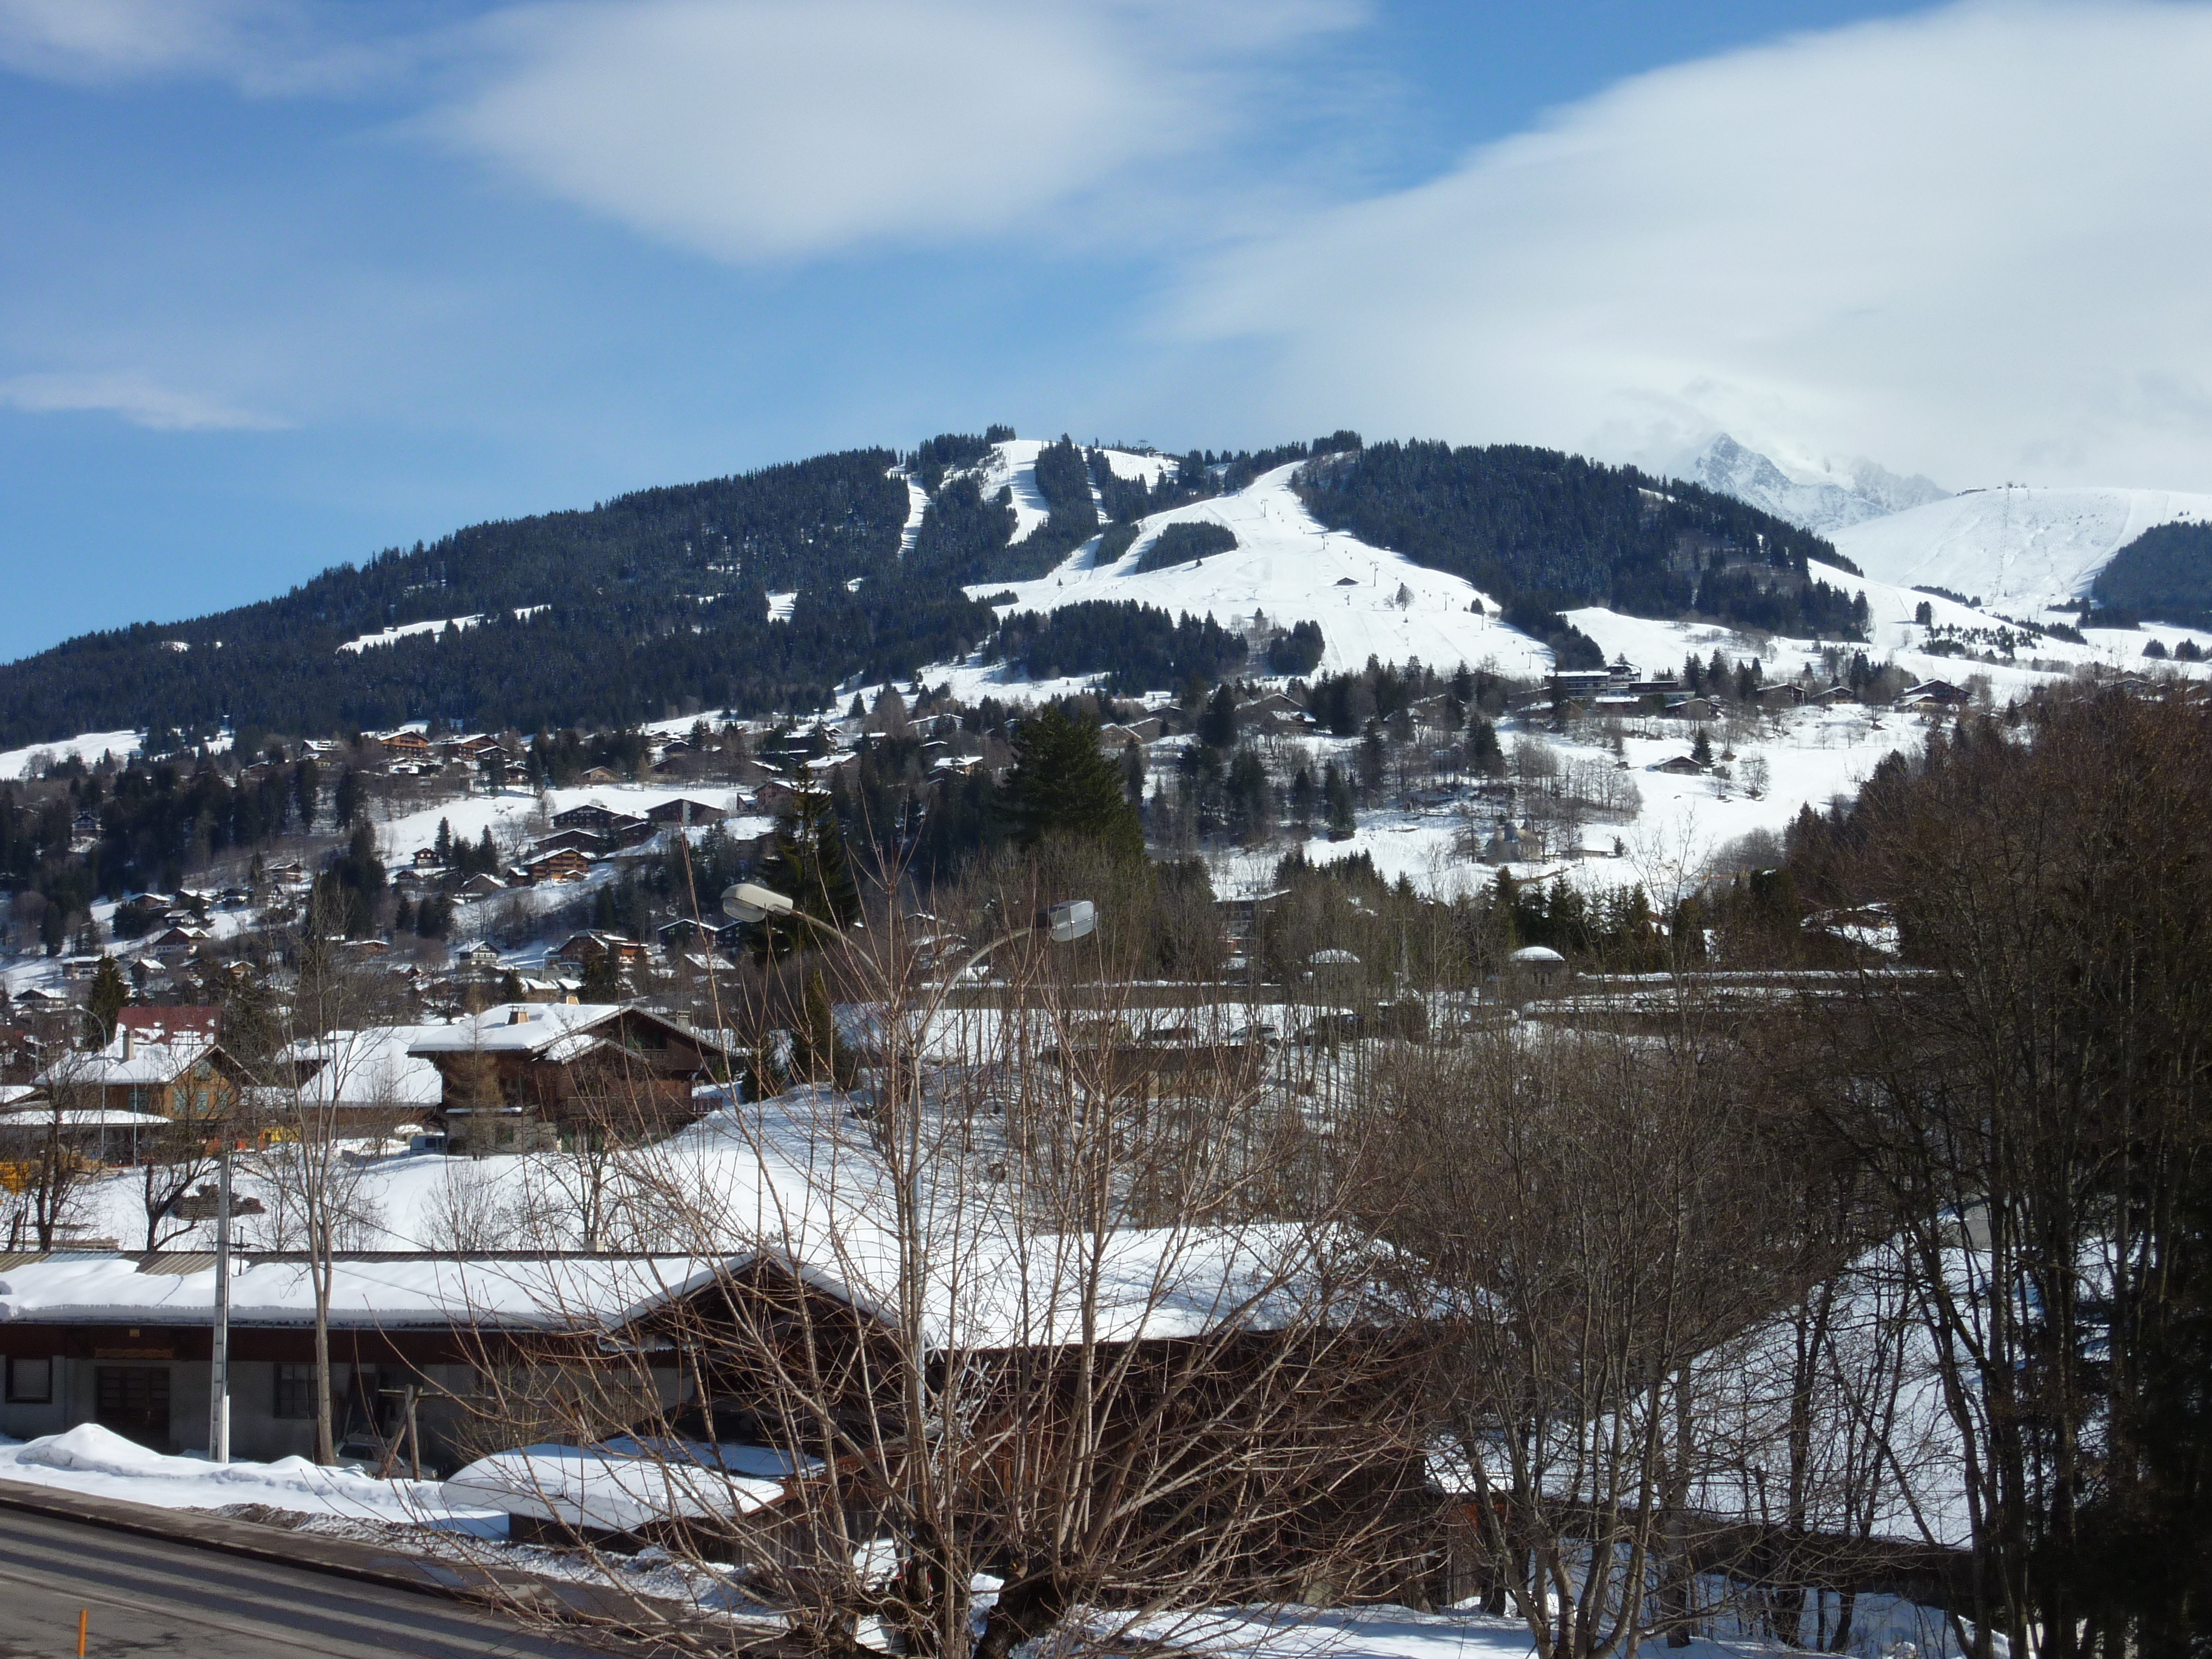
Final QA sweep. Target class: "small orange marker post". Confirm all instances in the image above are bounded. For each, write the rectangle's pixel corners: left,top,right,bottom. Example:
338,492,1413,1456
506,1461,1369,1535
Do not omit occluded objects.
77,1607,89,1655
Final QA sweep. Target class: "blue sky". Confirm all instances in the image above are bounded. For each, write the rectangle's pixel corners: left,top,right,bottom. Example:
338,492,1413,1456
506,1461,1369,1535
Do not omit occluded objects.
2,0,2208,660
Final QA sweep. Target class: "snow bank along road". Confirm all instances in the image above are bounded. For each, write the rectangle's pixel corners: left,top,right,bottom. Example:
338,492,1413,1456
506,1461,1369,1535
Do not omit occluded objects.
0,1494,614,1658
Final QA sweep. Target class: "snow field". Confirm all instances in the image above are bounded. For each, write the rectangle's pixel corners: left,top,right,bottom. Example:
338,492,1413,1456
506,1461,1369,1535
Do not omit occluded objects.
962,463,1552,682
1829,484,2212,614
0,728,143,781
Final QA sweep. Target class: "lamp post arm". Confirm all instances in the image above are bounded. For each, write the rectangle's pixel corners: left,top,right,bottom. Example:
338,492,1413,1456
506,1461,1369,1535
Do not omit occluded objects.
946,925,1034,989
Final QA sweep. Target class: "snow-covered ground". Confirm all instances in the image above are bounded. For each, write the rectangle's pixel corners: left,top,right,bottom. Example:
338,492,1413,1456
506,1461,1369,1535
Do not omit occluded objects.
1829,484,2212,613
0,1418,1968,1658
957,462,1550,683
1,728,143,780
0,1423,495,1528
367,782,771,865
337,606,548,654
1204,700,1916,904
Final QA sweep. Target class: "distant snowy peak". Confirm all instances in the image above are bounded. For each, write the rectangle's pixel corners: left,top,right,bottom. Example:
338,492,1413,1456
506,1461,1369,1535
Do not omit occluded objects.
1827,485,2212,612
1680,434,1949,537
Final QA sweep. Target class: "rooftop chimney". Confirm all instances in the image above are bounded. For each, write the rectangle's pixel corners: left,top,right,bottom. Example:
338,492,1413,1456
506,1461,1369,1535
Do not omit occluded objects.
120,1027,135,1061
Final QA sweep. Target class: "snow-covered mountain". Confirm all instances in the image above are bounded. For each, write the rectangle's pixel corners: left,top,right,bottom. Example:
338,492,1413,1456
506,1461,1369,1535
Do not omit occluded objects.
1677,434,1949,537
946,458,1551,689
1828,486,2212,613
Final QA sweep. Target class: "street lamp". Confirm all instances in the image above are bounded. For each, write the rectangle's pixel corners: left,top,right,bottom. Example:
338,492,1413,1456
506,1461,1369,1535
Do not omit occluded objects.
949,899,1095,983
721,881,799,924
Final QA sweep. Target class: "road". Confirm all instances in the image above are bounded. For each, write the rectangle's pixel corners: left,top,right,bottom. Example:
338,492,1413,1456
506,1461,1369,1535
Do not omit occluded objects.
0,1504,620,1658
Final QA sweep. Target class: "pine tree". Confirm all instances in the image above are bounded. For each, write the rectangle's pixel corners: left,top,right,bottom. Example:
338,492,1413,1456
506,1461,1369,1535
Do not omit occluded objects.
1324,760,1356,840
1467,714,1505,777
434,817,454,866
999,707,1144,862
1357,725,1387,800
293,757,320,831
755,788,863,959
1692,727,1714,767
1198,685,1239,751
82,956,128,1047
791,968,857,1088
333,765,366,829
581,951,625,1000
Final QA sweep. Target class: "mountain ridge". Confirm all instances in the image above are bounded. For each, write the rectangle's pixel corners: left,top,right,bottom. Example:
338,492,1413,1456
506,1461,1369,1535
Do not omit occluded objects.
0,431,1858,750
1676,433,1949,535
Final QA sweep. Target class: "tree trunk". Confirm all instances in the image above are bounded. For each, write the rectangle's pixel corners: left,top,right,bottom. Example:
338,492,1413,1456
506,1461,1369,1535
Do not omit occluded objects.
312,1256,335,1466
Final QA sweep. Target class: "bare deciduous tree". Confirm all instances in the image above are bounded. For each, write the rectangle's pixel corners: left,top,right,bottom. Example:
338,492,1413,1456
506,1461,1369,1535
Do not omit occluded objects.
443,863,1421,1657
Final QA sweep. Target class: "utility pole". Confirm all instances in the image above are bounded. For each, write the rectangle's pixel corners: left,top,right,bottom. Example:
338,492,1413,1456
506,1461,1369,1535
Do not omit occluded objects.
208,1136,231,1464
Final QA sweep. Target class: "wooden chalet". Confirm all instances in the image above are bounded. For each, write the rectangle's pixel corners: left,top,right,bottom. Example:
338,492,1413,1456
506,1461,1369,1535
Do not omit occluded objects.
33,1018,246,1125
403,1002,742,1151
520,848,592,884
645,797,726,828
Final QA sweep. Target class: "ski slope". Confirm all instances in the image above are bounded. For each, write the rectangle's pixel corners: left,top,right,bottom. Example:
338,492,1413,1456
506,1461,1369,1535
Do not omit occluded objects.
962,463,1553,681
1829,486,2212,612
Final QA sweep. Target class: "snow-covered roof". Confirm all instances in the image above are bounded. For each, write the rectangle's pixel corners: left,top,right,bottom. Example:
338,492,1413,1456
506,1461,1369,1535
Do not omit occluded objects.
283,1027,446,1107
1509,945,1567,965
403,1002,623,1057
0,1225,1327,1352
34,1029,220,1089
0,1253,732,1331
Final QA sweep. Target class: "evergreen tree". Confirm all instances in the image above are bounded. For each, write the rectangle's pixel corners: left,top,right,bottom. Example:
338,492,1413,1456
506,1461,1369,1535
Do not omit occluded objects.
792,968,858,1088
294,757,320,831
999,707,1144,862
580,951,625,1000
1324,761,1356,840
1691,727,1714,767
754,787,863,959
310,822,386,938
1121,739,1147,805
1198,685,1238,751
81,956,128,1047
1357,724,1387,801
433,817,454,866
333,765,366,829
1467,714,1506,777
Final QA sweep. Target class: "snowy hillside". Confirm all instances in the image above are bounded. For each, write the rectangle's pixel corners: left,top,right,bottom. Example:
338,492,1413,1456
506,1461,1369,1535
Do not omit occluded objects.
954,462,1552,683
1678,434,1949,537
1829,485,2212,612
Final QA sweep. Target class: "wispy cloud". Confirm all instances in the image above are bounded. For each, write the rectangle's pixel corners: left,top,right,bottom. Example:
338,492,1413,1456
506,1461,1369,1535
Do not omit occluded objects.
436,0,1364,262
1164,0,2212,491
0,0,411,93
0,371,289,431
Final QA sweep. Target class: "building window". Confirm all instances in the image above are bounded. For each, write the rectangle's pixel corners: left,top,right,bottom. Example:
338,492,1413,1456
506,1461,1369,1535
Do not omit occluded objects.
273,1362,319,1419
129,1087,149,1113
5,1356,52,1403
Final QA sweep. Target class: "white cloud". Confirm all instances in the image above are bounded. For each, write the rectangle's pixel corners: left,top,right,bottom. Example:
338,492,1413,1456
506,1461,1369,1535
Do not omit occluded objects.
0,371,289,431
0,0,407,93
438,0,1359,262
1164,1,2212,492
